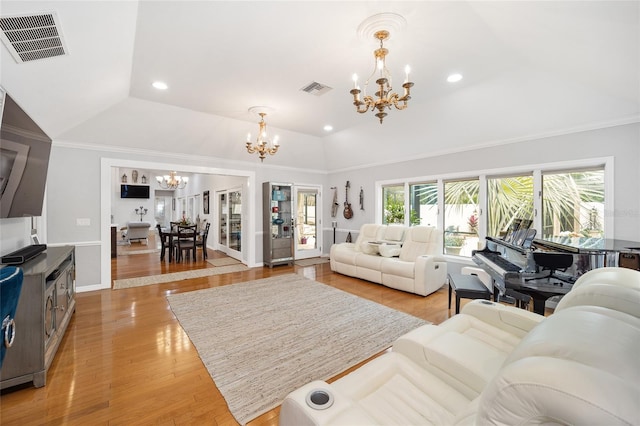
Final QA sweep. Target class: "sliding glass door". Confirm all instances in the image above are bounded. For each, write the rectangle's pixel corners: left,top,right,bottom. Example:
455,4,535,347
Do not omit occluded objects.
294,186,321,259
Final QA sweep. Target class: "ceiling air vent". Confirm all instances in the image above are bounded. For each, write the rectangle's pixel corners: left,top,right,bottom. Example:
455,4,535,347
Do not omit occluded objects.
300,81,333,96
0,12,68,63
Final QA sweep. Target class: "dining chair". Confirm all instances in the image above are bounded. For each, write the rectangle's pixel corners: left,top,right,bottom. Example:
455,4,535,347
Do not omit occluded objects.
196,222,211,260
174,224,197,262
156,224,171,261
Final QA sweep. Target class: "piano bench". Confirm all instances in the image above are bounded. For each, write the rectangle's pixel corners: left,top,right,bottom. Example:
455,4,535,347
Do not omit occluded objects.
448,272,492,314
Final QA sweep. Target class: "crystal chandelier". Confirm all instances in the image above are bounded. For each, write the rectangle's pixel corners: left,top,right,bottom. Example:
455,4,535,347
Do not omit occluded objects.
155,171,188,189
350,30,414,124
245,107,279,162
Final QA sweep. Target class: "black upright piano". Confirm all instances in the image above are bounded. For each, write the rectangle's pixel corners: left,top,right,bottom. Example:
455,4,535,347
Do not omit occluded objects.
473,235,640,314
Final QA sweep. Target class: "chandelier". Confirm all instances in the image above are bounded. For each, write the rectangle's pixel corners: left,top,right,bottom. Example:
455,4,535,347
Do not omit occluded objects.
155,171,188,190
350,30,414,124
245,107,279,162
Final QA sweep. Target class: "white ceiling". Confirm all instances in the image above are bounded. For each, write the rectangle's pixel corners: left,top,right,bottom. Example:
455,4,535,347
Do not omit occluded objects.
1,1,638,170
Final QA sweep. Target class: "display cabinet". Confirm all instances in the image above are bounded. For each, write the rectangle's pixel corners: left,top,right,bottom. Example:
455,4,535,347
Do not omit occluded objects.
263,182,293,267
1,246,76,389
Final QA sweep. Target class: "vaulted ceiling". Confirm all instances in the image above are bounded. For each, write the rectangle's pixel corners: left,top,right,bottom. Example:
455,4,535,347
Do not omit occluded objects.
1,1,638,171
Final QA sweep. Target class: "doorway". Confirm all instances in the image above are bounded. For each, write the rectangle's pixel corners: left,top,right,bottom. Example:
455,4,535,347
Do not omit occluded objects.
100,158,256,290
294,185,322,259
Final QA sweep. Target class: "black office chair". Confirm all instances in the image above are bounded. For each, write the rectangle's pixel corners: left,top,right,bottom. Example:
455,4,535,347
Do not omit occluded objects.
156,224,171,261
196,222,211,260
174,224,197,262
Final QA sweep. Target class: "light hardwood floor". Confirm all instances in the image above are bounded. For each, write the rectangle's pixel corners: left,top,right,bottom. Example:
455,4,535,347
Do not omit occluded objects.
0,243,457,425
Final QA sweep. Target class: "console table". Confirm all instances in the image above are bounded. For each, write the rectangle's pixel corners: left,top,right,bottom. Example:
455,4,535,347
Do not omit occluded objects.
0,246,76,389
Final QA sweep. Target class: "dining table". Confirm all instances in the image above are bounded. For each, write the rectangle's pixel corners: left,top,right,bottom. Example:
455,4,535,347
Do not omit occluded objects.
163,227,199,262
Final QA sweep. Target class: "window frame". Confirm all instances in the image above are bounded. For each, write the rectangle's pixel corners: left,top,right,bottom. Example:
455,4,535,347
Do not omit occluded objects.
375,156,614,255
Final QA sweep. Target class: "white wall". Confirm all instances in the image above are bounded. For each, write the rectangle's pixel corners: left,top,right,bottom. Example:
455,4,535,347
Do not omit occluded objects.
323,123,640,244
1,122,638,292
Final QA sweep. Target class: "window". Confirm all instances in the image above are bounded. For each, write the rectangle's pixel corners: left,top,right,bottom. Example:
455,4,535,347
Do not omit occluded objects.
409,182,437,226
382,185,404,224
376,159,609,257
444,179,479,256
487,175,533,238
542,169,604,239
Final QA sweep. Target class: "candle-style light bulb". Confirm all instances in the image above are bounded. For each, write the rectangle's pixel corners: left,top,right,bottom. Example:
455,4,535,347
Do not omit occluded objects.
404,65,411,83
273,136,280,146
352,73,358,89
246,133,251,143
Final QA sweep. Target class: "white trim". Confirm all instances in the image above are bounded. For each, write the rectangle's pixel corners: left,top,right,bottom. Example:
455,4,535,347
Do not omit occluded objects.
55,139,327,175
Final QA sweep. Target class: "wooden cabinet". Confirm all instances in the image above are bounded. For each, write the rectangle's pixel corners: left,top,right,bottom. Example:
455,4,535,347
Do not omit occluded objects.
1,246,76,389
263,182,293,267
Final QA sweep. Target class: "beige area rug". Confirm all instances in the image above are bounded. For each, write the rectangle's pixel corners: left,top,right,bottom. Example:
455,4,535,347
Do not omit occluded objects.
117,248,160,256
294,257,330,266
207,257,242,267
112,264,249,289
166,273,428,425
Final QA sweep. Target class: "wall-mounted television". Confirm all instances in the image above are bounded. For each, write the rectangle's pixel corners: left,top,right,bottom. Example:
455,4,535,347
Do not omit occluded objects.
0,87,52,218
121,184,150,199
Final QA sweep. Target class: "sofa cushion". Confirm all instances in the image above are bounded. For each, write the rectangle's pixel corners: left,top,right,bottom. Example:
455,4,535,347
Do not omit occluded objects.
355,224,385,253
382,225,406,244
381,258,414,278
355,252,385,270
400,226,442,262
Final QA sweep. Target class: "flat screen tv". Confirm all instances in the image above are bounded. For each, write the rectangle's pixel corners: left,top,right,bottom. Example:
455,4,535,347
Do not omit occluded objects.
121,184,150,199
0,87,52,218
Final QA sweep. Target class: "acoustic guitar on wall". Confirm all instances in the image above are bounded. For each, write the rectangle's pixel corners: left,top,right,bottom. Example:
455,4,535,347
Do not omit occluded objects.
343,181,353,219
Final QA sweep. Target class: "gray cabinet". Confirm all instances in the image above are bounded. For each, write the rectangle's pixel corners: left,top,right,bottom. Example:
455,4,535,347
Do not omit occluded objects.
263,182,293,267
1,246,76,389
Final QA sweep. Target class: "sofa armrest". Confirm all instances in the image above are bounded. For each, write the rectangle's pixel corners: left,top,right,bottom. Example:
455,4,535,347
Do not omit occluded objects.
478,357,639,425
460,300,544,335
414,255,448,296
280,380,375,426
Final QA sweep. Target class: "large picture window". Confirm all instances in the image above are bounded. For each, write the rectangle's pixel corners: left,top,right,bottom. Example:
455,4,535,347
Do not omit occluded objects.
376,159,609,258
487,174,533,238
382,185,404,224
542,169,604,240
409,182,437,227
444,179,479,256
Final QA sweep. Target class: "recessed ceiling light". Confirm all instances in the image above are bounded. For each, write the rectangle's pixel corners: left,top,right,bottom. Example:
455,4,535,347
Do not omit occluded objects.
152,81,168,90
447,73,463,83
323,125,333,132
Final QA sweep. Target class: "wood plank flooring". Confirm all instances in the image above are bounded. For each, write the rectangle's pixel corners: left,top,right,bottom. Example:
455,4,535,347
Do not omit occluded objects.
1,244,457,425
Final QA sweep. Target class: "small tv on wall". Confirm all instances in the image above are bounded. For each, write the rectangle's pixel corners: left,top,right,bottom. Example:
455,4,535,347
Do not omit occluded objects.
121,184,149,199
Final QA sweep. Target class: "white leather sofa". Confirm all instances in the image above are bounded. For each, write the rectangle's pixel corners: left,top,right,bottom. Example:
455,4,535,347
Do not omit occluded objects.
330,224,447,296
280,267,640,425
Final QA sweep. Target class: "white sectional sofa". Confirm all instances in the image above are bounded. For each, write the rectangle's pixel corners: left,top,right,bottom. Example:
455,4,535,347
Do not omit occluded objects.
330,224,447,296
280,267,640,425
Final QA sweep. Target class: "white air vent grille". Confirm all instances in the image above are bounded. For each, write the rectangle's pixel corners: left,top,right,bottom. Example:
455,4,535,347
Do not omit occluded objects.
0,12,68,63
300,81,333,96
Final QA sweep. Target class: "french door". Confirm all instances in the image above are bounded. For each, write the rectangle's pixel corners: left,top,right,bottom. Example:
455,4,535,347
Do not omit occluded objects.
293,186,322,259
216,188,242,260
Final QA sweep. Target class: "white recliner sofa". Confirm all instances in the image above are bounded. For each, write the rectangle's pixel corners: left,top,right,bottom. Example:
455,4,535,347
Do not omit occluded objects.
280,267,640,425
330,224,447,296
